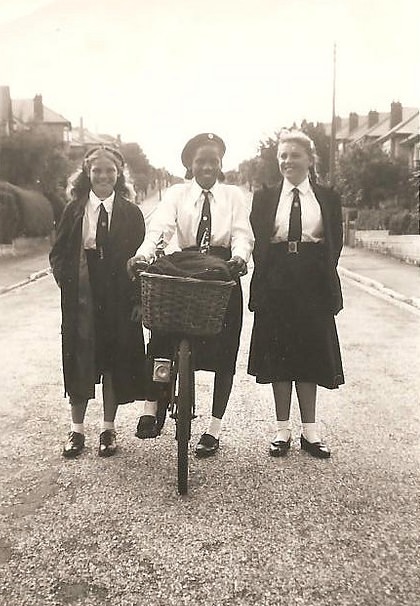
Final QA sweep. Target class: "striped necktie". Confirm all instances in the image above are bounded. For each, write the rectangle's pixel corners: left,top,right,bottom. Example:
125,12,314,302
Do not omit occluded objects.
196,190,212,252
288,187,302,241
96,203,109,260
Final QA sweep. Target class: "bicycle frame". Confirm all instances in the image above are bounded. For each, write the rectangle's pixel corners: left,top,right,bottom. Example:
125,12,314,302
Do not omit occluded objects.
151,335,196,494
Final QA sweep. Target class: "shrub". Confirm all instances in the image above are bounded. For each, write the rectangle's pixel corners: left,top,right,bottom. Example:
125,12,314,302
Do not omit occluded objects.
9,184,54,237
0,181,20,243
388,211,419,235
355,209,392,230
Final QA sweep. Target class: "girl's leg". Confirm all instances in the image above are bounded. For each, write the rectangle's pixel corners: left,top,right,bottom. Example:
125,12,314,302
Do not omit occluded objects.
295,381,318,441
195,371,233,458
63,397,88,458
296,381,330,457
69,398,88,429
272,381,293,442
102,371,118,426
99,372,118,457
208,371,234,438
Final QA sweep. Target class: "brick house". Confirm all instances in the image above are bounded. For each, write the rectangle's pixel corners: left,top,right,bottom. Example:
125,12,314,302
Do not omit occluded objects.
328,101,419,166
0,86,71,144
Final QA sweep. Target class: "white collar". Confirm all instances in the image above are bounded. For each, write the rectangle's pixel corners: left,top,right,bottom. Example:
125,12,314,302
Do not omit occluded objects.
191,178,220,205
283,176,310,195
89,190,115,212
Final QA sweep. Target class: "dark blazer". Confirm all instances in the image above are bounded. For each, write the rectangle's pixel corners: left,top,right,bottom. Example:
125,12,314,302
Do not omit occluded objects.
50,193,146,403
249,179,343,314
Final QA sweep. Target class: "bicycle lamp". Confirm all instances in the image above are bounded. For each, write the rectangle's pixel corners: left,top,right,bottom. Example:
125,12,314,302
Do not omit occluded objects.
152,358,172,383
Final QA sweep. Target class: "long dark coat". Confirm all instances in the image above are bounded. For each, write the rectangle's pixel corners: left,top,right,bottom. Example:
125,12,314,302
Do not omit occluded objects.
50,193,146,404
249,180,343,315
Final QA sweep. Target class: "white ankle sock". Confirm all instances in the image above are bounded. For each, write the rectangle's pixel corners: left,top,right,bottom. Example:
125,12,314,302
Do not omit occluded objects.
275,420,291,442
71,422,84,435
102,421,115,432
144,400,157,417
207,417,222,439
302,422,320,443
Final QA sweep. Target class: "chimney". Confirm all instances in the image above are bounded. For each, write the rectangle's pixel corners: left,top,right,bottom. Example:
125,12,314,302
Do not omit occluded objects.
0,86,13,135
33,94,43,121
390,101,403,128
349,112,359,132
368,110,379,128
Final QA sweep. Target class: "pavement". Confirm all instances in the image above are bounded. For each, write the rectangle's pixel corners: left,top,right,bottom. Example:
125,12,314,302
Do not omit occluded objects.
339,246,420,310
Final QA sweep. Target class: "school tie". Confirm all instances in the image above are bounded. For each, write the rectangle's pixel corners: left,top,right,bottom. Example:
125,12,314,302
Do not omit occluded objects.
288,187,302,241
96,203,109,260
196,190,212,252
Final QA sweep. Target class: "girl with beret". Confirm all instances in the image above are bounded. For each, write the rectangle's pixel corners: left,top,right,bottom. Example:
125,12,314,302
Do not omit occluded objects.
248,130,344,458
128,133,254,457
50,146,146,458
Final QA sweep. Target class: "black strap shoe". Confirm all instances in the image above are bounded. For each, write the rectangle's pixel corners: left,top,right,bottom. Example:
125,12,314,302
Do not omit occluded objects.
135,415,159,439
300,435,331,459
62,431,85,459
98,429,117,457
269,436,291,457
195,433,219,458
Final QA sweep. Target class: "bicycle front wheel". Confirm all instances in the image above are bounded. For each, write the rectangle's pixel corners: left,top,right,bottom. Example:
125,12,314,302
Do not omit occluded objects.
176,338,194,495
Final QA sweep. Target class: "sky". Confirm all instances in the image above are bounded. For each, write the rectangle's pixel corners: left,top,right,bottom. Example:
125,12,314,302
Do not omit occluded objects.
0,0,418,175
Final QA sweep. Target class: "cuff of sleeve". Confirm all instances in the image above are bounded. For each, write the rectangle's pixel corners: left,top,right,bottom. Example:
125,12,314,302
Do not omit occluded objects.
231,248,249,263
135,242,154,261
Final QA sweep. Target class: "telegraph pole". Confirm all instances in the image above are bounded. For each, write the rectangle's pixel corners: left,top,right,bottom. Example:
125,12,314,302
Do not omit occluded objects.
329,43,337,187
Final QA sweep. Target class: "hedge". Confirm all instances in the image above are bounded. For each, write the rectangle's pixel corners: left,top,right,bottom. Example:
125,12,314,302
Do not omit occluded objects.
0,182,19,244
0,181,54,241
355,208,419,234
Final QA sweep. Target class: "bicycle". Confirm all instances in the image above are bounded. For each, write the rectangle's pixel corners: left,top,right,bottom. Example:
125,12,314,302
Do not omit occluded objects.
139,268,235,495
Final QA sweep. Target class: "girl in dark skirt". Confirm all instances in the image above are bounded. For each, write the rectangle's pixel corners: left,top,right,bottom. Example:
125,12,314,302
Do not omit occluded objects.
50,146,146,459
127,133,254,457
248,130,344,458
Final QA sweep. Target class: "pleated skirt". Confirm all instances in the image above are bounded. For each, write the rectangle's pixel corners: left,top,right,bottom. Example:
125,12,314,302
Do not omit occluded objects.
248,243,344,389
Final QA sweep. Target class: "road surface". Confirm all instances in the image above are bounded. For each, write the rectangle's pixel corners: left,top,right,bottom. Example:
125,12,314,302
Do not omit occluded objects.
0,271,419,606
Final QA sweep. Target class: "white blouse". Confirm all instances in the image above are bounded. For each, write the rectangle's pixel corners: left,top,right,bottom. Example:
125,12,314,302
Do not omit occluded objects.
82,190,115,250
271,176,324,243
136,179,254,261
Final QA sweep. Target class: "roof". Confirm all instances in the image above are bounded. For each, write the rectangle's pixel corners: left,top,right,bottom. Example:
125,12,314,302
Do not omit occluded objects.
325,106,419,144
400,131,420,146
12,99,70,125
70,127,119,148
376,109,419,143
352,113,390,141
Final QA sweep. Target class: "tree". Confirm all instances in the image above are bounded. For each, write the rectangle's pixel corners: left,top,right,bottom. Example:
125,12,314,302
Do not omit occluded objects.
300,120,330,182
0,130,73,223
224,169,240,185
335,145,407,209
120,142,154,197
258,135,281,186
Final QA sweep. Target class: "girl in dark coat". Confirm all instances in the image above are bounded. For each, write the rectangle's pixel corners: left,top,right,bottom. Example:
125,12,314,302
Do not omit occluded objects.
248,131,344,458
50,146,146,458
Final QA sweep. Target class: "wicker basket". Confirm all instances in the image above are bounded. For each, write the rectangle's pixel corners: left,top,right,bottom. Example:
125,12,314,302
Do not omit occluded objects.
140,272,235,336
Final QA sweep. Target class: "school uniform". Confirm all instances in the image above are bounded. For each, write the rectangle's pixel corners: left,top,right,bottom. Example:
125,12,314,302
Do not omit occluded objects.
248,177,344,389
136,178,254,374
50,191,146,404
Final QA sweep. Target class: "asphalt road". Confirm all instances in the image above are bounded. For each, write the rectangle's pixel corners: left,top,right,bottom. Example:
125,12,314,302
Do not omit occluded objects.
0,272,419,606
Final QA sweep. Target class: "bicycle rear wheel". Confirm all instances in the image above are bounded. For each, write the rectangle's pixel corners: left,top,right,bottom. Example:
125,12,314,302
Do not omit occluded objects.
176,338,194,495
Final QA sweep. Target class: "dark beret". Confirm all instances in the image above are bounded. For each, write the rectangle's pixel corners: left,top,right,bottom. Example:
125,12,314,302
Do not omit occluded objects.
181,133,226,168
